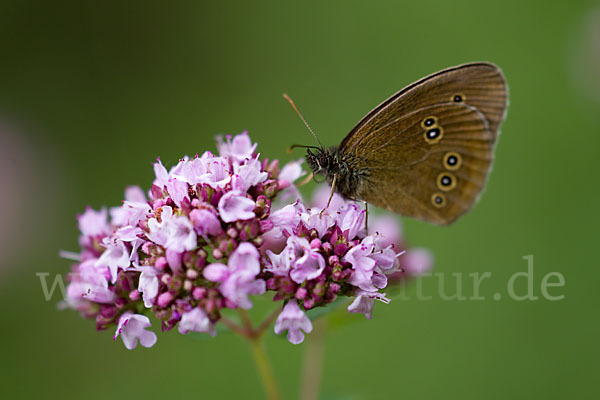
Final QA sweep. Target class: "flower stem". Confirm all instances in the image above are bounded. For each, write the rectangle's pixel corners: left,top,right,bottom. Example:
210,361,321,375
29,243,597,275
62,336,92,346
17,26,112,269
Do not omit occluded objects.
220,316,248,338
255,307,282,337
250,337,282,400
238,309,254,332
299,317,327,400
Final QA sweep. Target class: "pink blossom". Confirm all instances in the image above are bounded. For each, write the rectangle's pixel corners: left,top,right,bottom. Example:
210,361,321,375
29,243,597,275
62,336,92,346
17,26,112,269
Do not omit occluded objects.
279,159,304,183
218,191,256,223
113,313,157,350
165,217,196,252
147,206,197,253
152,159,192,205
95,237,131,283
77,206,110,239
311,185,346,211
67,259,114,305
259,229,287,255
110,186,150,226
178,308,214,335
115,225,144,263
124,185,147,203
260,201,304,254
177,154,209,184
167,157,188,178
233,156,268,191
203,263,229,281
343,236,377,291
203,243,265,309
286,236,326,284
266,235,327,282
201,156,232,189
267,202,304,236
166,248,183,274
153,158,170,188
274,300,312,344
114,225,142,242
115,201,151,227
400,248,434,276
370,214,403,249
166,177,189,207
336,203,365,239
370,245,400,273
371,273,388,289
147,206,174,245
265,246,293,277
347,290,390,320
278,159,305,202
217,131,257,164
189,208,223,236
137,266,159,308
301,207,334,237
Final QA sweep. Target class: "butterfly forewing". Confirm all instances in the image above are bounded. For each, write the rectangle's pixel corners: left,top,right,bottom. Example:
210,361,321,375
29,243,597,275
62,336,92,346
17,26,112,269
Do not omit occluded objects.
340,62,507,155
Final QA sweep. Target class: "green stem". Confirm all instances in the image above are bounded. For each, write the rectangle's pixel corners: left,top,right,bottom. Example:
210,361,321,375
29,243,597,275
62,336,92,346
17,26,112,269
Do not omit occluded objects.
250,337,282,400
299,318,327,400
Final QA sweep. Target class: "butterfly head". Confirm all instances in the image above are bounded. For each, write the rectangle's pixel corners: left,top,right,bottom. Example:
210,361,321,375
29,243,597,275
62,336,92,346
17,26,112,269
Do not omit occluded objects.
306,147,334,176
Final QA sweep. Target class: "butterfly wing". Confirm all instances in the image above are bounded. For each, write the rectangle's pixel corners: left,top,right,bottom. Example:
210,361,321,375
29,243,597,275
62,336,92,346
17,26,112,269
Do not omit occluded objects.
348,102,495,225
341,62,507,152
339,62,507,225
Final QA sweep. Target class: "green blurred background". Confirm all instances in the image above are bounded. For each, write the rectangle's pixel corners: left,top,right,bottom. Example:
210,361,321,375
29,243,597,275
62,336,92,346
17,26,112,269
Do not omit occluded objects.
1,0,598,398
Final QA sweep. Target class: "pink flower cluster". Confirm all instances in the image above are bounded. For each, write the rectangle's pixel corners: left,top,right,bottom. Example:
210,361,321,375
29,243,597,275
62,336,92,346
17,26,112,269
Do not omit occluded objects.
63,132,432,349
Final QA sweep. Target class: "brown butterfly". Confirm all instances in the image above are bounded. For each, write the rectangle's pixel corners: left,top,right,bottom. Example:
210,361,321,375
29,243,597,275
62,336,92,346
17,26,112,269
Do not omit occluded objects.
288,62,508,225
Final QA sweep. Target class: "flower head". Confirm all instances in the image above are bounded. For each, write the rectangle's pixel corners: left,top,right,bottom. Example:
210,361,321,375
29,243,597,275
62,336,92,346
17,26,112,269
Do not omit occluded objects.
62,131,431,347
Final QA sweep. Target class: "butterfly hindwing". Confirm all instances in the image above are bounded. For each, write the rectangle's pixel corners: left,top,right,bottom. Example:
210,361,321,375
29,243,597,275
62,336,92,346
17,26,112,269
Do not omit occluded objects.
352,102,494,225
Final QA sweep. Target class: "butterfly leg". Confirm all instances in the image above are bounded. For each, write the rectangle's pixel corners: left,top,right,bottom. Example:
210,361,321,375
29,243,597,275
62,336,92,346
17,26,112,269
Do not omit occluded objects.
364,201,369,234
320,174,337,217
297,172,314,187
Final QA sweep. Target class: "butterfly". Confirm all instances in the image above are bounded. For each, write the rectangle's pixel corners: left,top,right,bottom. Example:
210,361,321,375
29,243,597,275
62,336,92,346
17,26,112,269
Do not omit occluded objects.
289,62,508,225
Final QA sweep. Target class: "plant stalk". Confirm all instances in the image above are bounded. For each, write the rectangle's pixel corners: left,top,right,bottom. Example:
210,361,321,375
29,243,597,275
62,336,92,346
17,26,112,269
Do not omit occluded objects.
250,337,282,400
299,317,327,400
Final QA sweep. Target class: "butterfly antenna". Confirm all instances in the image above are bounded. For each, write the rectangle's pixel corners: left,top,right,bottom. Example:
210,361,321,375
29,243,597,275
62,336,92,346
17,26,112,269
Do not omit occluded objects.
283,93,324,149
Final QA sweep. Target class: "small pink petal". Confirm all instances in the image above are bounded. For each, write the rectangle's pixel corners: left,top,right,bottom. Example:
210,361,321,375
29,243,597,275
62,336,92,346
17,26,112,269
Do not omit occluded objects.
218,191,256,223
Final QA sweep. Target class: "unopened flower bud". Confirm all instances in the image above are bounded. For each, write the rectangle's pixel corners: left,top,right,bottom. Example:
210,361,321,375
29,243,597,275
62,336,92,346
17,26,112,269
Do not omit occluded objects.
295,287,308,300
212,249,223,259
157,292,175,308
186,269,199,280
264,181,278,198
192,287,206,300
156,256,168,270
